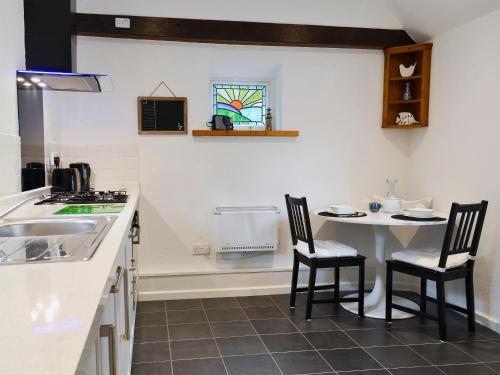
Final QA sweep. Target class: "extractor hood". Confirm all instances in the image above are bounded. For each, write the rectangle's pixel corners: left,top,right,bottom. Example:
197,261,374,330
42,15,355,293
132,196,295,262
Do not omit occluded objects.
21,0,112,93
16,70,113,92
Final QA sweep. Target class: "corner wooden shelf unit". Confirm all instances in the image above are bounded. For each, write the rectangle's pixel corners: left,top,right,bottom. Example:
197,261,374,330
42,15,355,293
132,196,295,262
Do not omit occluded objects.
192,130,299,137
382,43,432,129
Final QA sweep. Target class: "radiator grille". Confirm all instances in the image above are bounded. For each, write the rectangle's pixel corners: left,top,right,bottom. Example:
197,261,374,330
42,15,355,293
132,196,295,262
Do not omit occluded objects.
219,244,278,252
213,206,280,253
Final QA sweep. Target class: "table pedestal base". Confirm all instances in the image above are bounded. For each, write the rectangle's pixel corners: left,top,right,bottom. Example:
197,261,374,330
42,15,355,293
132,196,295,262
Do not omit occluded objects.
341,293,418,319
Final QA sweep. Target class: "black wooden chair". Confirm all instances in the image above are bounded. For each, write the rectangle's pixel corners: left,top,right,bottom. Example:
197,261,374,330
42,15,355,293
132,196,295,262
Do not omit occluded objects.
285,194,366,320
386,201,488,341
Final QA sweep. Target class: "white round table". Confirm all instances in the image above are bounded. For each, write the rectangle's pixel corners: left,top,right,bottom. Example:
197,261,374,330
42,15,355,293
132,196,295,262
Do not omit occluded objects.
314,209,448,319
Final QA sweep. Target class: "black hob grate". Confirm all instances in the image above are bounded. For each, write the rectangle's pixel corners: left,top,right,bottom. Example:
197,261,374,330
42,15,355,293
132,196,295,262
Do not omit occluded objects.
35,191,128,205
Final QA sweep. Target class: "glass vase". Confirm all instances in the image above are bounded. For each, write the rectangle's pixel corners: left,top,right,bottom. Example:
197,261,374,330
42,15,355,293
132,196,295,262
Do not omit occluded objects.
386,179,398,198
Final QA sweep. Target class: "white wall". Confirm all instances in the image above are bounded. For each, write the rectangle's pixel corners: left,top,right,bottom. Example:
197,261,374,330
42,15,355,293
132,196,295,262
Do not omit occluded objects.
53,38,413,267
77,0,403,29
407,9,500,330
0,0,24,197
46,0,416,298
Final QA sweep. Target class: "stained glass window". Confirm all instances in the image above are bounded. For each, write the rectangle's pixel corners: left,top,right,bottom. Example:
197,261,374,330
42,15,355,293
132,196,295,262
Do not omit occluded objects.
213,83,267,127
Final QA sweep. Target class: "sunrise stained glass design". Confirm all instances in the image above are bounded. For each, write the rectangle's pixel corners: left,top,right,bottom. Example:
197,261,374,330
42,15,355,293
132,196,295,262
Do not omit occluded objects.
213,83,267,126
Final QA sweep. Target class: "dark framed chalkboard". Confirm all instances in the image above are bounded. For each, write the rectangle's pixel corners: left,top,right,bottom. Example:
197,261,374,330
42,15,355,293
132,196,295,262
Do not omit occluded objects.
138,97,188,134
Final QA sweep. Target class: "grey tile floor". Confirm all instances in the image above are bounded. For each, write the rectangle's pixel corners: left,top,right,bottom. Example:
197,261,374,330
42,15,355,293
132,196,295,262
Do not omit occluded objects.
132,292,500,375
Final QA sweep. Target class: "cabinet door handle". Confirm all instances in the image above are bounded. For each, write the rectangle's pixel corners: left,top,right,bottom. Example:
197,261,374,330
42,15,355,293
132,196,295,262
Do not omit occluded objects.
129,226,140,245
130,258,136,272
121,268,130,341
128,226,138,239
132,276,138,311
133,226,140,245
110,266,123,294
100,324,116,375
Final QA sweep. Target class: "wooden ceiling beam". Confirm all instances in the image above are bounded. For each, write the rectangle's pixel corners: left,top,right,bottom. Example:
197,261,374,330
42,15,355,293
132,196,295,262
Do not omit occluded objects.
75,13,415,50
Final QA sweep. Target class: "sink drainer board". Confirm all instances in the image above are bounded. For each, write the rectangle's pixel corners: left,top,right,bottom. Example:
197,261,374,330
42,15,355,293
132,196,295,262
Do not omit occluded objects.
54,204,125,215
0,216,116,265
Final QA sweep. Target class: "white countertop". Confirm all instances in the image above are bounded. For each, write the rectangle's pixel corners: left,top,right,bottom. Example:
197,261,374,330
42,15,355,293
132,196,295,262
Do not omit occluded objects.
0,188,139,375
314,208,448,226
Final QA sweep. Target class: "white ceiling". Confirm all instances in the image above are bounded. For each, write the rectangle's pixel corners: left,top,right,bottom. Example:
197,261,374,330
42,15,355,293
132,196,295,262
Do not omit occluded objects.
388,0,500,41
76,0,500,42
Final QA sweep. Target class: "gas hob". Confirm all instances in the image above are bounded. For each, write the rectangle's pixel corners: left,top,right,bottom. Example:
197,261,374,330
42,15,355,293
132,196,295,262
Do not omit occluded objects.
35,190,128,205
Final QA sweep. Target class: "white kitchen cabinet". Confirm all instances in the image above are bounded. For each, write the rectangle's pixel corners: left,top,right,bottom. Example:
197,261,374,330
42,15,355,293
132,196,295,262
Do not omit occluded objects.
76,333,100,375
79,213,139,375
99,282,118,375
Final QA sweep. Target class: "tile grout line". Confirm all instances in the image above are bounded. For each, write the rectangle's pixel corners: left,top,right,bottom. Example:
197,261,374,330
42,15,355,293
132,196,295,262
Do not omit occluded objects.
200,300,230,375
236,297,286,375
437,362,500,375
386,328,445,375
342,323,397,373
383,330,447,375
158,304,278,313
286,316,340,375
448,341,500,374
164,301,174,375
484,363,500,375
380,326,447,374
135,296,500,374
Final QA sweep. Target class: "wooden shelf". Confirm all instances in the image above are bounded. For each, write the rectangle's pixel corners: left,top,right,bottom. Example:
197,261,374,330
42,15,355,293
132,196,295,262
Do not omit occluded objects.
382,43,432,129
192,130,299,137
383,124,427,129
389,75,422,81
389,99,421,104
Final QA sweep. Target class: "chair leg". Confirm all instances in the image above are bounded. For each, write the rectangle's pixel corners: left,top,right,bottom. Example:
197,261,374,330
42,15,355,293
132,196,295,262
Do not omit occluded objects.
334,266,340,301
358,260,365,317
305,265,317,320
465,272,476,333
420,278,427,313
385,262,393,323
436,277,447,341
290,251,299,308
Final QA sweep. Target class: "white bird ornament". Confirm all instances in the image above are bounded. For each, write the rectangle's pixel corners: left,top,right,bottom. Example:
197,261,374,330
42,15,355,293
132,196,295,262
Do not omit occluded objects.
399,62,417,77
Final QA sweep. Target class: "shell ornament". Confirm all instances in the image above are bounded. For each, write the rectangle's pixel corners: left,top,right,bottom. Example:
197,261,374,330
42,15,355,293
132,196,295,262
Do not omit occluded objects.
396,112,419,125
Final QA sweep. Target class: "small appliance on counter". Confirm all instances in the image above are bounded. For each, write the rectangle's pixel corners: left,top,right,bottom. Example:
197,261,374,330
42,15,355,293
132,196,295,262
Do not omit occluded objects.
50,160,92,193
51,168,81,193
69,163,92,191
35,190,128,205
21,162,46,192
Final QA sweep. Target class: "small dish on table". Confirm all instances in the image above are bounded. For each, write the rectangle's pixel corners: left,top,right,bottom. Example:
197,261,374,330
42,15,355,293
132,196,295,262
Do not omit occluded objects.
404,207,435,218
330,205,355,215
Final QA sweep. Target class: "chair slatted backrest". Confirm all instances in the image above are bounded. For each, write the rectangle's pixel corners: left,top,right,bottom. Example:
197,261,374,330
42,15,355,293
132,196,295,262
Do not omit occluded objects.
439,200,488,269
285,194,315,254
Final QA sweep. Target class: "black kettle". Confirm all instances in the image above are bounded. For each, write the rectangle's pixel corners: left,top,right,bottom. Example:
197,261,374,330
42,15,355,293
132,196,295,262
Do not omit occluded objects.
69,163,92,191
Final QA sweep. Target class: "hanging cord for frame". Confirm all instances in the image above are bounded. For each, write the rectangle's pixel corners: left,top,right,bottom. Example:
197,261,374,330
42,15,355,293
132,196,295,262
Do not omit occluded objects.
149,81,177,97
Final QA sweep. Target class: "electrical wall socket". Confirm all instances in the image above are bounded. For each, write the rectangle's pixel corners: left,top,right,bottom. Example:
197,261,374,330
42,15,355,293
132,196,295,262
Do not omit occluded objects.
192,242,210,255
115,17,131,29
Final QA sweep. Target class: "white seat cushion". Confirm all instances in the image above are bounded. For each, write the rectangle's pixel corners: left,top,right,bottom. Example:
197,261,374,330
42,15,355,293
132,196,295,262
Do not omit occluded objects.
392,248,469,271
296,240,358,258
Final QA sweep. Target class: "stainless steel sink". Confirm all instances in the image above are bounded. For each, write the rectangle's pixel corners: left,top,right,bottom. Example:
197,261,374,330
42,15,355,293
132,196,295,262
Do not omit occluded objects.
0,220,97,237
0,216,116,265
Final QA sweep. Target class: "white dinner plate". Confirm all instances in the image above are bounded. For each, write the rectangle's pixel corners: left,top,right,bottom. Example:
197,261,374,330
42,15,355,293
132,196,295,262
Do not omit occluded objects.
405,208,435,218
330,205,355,215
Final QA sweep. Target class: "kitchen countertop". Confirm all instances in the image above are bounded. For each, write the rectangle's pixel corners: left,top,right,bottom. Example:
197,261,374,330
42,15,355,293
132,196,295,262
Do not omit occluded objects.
0,188,139,375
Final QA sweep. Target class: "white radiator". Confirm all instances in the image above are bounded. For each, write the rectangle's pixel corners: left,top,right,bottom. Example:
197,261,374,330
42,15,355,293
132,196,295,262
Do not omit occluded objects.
213,206,280,253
